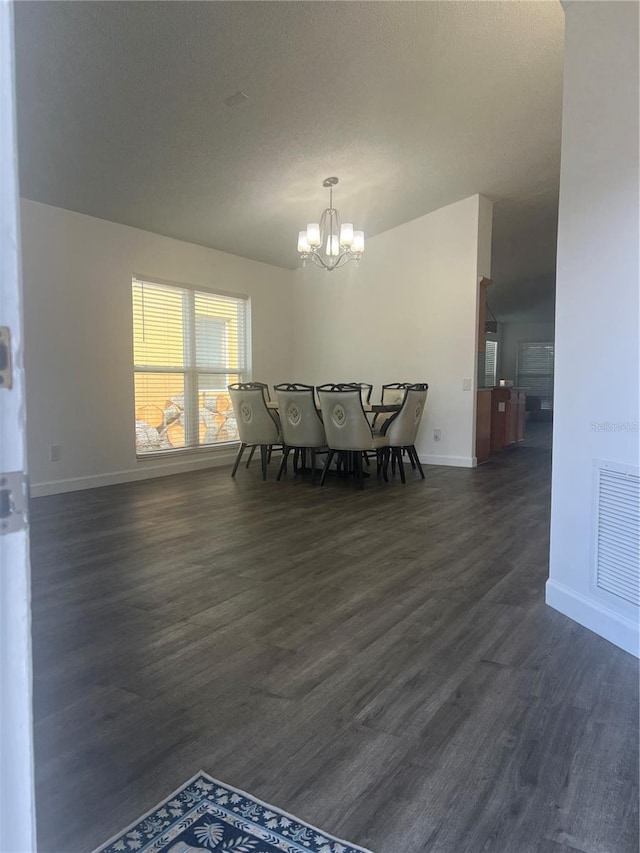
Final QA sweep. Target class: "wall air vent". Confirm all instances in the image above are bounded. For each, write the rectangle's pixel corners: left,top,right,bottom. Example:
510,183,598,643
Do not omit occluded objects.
594,461,640,605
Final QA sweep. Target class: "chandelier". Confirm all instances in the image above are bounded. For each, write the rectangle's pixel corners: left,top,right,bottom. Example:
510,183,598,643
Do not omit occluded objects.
297,177,365,271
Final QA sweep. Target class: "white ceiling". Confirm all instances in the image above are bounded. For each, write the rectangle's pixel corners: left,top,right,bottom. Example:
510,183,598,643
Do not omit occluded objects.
14,1,564,321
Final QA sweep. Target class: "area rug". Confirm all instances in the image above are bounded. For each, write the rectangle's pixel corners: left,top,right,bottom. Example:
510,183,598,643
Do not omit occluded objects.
93,771,373,853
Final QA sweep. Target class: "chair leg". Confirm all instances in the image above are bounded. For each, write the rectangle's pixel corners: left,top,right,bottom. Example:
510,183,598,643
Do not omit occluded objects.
411,446,425,479
408,447,416,469
267,445,273,464
355,452,364,490
245,445,257,468
320,449,335,486
310,448,316,484
382,448,390,482
277,447,291,481
231,442,246,477
362,451,370,467
396,447,406,483
260,445,268,481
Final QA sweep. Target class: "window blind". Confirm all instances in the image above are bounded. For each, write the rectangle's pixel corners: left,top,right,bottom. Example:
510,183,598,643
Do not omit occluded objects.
485,340,498,387
517,342,554,410
132,278,248,454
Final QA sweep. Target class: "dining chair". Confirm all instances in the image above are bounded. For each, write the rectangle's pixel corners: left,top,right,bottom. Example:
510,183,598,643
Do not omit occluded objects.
381,382,410,405
237,380,273,469
370,382,411,433
337,384,373,466
336,382,373,407
274,383,328,483
228,382,282,480
378,383,429,482
316,385,389,489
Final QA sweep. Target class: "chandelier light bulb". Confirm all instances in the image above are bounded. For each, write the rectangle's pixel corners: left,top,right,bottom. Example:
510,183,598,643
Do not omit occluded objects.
340,223,354,247
326,235,340,257
306,223,321,248
298,231,311,254
296,178,364,271
352,231,365,254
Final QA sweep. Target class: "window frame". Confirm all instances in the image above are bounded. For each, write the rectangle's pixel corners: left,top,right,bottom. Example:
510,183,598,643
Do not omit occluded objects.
516,340,554,410
484,339,498,388
132,275,250,458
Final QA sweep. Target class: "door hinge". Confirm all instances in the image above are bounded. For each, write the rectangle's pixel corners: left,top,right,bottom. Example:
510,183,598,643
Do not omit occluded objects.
0,326,12,389
0,472,28,535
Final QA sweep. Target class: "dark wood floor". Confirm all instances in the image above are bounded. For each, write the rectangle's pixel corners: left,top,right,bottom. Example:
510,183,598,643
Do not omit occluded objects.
30,425,639,853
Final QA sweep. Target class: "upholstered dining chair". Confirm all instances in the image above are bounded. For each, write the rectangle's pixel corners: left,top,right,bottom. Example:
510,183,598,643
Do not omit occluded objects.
240,381,273,469
381,382,410,405
336,382,373,407
378,383,429,482
370,382,411,433
275,383,328,483
317,385,389,489
228,382,282,480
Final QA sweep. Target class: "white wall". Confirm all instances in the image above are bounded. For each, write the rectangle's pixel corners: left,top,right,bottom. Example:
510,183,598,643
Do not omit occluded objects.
547,2,639,656
291,194,493,467
21,201,294,495
500,321,555,382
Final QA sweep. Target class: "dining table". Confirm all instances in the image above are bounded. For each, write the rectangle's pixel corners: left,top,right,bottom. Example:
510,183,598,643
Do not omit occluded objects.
267,400,401,414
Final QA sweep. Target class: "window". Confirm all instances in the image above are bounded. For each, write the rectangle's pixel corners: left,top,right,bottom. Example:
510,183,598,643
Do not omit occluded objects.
132,278,248,454
517,342,554,410
484,340,498,387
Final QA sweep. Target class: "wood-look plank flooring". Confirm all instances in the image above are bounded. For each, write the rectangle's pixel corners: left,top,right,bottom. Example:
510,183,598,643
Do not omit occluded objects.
29,425,639,853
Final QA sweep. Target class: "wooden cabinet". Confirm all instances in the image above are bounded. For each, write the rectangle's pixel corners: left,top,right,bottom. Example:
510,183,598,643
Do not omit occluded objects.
490,388,526,452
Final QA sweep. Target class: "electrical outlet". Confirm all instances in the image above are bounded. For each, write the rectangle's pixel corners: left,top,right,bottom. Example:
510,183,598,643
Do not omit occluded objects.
462,378,472,391
49,444,61,462
433,429,442,442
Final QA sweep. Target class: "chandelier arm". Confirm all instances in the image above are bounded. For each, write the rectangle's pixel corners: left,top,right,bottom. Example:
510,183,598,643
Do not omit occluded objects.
333,252,353,270
310,252,330,270
318,208,329,247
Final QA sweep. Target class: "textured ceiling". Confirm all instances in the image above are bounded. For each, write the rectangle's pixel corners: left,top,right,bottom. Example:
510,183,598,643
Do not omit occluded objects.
14,1,564,320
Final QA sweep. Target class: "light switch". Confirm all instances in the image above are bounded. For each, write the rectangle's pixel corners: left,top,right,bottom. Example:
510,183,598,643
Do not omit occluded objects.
462,378,472,391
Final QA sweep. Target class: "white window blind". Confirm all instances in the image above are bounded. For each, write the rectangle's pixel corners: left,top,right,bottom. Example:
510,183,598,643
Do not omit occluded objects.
517,342,554,410
485,340,498,387
132,278,248,454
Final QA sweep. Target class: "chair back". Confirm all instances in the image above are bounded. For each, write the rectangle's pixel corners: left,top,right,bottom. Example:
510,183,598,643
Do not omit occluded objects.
336,382,372,406
275,384,326,448
251,381,271,403
383,384,429,446
228,383,280,445
317,386,373,451
381,382,410,405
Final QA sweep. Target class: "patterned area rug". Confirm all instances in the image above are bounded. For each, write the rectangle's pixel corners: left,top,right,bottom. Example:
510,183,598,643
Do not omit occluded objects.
93,772,373,853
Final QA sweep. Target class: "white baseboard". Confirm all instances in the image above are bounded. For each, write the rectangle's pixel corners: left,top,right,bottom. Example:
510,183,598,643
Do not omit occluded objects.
546,579,639,658
32,448,476,497
419,454,475,468
30,449,238,497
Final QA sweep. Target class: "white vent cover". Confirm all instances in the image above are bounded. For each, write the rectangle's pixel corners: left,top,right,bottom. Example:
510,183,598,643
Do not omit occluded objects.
594,461,640,605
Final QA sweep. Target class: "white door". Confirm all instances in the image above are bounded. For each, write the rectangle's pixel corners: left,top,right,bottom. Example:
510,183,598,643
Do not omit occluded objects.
0,0,37,849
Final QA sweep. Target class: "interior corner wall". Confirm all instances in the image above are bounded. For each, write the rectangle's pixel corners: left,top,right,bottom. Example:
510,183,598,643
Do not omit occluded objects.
20,200,295,495
291,194,493,467
547,1,639,656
